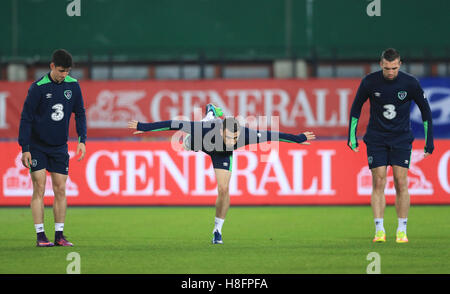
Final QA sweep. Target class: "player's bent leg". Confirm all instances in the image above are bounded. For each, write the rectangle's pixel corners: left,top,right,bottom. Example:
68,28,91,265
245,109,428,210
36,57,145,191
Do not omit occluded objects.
50,172,73,246
392,165,410,243
30,169,54,247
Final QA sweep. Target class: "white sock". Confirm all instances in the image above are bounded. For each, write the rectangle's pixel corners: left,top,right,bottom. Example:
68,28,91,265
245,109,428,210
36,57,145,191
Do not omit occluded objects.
397,218,407,233
214,217,225,234
374,218,385,233
202,111,215,122
35,223,44,233
55,223,64,232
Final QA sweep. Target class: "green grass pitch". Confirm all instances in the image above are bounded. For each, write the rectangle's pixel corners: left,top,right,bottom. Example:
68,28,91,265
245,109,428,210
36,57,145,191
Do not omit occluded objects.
1,206,449,274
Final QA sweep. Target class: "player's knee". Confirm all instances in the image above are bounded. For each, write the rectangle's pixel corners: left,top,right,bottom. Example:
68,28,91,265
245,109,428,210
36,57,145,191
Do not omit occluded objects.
393,177,408,194
217,185,229,197
52,184,66,198
32,190,45,200
372,175,386,191
32,182,46,197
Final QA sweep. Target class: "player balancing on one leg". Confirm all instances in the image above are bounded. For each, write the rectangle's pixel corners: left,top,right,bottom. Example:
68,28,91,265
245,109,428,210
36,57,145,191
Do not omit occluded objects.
347,48,434,243
128,104,316,244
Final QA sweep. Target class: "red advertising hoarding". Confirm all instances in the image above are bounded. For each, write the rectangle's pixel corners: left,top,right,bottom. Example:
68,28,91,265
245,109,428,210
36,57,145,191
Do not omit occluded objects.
1,140,449,206
0,79,369,139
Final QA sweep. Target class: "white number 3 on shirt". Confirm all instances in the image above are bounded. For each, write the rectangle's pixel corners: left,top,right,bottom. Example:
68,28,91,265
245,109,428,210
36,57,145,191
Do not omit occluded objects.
383,104,396,120
51,103,64,121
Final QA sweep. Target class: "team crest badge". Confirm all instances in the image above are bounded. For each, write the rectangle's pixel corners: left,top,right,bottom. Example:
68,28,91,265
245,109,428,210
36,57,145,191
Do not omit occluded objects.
64,90,72,100
397,91,407,100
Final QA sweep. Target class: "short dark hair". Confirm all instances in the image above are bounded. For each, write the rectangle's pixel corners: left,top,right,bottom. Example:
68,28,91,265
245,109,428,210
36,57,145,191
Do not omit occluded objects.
381,48,400,62
222,116,240,133
51,49,73,68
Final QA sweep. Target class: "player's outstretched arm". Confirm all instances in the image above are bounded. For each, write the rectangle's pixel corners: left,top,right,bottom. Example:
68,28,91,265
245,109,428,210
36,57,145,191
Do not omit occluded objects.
243,128,316,146
278,130,316,145
128,119,199,135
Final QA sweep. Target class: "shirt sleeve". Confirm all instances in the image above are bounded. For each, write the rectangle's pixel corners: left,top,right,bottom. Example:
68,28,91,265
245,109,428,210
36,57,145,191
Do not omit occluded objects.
241,127,307,146
73,83,87,144
347,78,370,150
137,120,199,134
18,83,40,153
412,80,434,154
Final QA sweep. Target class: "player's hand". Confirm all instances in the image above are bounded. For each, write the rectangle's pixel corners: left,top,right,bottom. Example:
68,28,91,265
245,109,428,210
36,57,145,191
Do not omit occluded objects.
76,142,86,161
128,120,144,135
348,142,359,152
300,131,316,145
128,120,138,129
424,152,431,158
21,152,32,168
